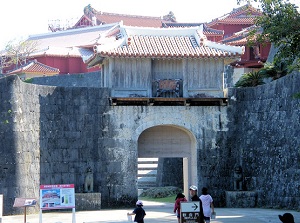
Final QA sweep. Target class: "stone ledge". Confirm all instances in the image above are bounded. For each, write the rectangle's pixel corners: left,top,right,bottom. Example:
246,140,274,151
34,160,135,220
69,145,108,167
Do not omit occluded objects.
225,191,257,208
75,193,101,211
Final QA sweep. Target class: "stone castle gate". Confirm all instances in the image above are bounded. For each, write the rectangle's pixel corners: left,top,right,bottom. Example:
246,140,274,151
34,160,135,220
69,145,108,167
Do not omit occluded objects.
1,72,300,215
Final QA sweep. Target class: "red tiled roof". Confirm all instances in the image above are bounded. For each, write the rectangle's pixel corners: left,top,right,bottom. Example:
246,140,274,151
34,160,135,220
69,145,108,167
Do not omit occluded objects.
95,12,164,28
210,17,257,25
221,25,260,46
207,4,261,27
73,11,164,29
8,60,60,75
88,25,244,67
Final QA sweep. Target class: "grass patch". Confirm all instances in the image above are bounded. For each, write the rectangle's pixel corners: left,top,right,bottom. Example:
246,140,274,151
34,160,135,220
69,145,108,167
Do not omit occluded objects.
140,194,176,203
23,78,33,83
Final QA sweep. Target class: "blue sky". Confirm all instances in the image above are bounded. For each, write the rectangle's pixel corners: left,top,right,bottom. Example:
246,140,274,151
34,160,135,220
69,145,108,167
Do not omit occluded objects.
0,0,298,49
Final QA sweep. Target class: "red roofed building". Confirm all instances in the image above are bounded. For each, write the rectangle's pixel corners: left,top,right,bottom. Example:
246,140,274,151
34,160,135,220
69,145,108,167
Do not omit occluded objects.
16,5,175,76
207,3,262,39
207,3,271,71
2,3,266,78
8,60,60,80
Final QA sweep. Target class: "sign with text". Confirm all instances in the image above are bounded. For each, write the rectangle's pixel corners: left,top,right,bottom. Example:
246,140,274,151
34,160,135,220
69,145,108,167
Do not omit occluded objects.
180,202,201,223
40,184,75,210
13,198,37,207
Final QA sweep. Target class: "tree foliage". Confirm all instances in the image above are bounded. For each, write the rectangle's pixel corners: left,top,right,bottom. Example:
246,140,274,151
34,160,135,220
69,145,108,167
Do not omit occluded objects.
0,39,38,73
238,0,300,71
235,71,265,87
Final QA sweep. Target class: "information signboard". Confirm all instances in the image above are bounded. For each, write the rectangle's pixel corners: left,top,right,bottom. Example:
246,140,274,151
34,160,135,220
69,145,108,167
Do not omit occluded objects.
13,198,37,207
180,201,201,223
40,184,75,210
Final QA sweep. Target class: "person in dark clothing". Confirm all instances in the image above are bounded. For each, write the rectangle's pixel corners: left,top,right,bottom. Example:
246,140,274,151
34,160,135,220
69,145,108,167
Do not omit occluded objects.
279,213,295,223
189,185,205,223
127,200,146,223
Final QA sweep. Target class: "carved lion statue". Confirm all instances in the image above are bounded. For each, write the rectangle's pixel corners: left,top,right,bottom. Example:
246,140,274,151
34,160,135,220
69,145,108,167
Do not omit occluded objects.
233,165,243,191
84,167,94,193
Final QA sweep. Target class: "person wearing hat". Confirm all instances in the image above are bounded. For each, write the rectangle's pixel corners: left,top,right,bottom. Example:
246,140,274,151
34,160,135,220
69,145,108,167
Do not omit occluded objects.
279,213,295,223
127,200,146,223
189,185,205,223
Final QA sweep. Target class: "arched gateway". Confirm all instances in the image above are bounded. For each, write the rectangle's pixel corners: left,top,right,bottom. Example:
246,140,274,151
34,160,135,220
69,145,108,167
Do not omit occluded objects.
138,125,197,197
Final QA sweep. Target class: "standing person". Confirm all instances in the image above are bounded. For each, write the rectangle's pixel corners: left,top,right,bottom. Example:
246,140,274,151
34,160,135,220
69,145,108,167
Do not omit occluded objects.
127,200,146,223
189,185,205,223
174,193,187,223
199,187,214,223
279,213,295,223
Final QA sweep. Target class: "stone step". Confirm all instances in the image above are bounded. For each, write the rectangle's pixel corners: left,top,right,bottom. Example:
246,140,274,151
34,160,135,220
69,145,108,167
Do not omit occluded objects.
137,176,156,182
137,173,157,177
138,169,157,174
138,160,158,164
138,167,157,171
137,158,158,190
138,158,158,161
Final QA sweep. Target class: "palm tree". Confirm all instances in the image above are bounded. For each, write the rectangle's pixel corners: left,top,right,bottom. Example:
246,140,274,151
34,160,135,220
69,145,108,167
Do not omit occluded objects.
235,71,265,87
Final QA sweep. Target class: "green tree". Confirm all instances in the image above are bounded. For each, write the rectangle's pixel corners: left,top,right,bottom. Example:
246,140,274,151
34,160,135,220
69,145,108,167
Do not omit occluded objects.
235,71,265,87
238,0,300,71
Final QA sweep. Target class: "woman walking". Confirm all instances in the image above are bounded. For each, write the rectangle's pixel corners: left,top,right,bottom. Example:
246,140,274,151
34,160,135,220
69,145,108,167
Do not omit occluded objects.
199,187,214,223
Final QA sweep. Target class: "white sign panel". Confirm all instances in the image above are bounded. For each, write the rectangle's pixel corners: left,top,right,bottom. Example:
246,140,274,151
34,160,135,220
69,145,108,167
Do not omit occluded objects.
181,202,200,212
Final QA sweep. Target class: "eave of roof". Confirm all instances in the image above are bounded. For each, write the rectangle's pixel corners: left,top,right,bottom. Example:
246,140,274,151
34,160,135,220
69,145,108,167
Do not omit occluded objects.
162,22,224,36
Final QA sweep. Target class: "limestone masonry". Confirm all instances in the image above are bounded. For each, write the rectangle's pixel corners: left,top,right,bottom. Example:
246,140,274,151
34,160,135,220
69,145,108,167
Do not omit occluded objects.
0,72,299,215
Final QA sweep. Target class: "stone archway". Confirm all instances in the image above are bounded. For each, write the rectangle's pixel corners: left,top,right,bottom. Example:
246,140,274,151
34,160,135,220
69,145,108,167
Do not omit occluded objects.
137,124,197,198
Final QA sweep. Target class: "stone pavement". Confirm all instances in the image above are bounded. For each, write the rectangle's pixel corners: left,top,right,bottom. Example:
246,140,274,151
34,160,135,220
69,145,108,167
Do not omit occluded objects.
1,201,299,223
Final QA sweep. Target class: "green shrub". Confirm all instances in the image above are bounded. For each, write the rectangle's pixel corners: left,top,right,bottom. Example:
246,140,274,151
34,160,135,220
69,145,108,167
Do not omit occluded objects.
140,186,182,198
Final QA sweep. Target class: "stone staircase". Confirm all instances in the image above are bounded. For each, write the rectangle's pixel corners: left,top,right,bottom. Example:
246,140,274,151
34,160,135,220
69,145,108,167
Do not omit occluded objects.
137,158,158,191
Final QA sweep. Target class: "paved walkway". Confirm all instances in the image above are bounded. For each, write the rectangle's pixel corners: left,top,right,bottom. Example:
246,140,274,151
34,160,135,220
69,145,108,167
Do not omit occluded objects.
1,201,299,223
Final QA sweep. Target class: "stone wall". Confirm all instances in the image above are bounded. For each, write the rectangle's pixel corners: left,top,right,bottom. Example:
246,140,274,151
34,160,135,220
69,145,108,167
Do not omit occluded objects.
0,75,137,214
0,75,230,214
1,70,300,214
224,71,300,209
31,72,101,87
156,158,183,188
